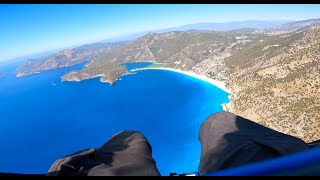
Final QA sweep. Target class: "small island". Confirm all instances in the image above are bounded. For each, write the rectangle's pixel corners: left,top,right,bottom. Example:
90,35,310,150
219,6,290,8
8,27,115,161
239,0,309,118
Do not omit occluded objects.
0,72,5,77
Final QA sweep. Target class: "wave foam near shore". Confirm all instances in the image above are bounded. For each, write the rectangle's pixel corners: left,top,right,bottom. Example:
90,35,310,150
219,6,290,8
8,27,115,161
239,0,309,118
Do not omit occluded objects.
131,67,231,94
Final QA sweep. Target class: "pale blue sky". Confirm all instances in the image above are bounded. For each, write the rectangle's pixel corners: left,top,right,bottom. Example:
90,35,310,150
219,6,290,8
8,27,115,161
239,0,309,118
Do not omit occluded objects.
1,4,320,62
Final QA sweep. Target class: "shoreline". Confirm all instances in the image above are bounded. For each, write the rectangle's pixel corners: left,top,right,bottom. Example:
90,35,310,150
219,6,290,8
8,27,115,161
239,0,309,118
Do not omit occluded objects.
131,67,231,94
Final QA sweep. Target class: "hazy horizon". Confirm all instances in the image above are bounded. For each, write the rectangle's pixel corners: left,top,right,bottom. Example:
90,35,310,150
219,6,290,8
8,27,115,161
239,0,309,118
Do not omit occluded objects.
1,4,320,62
1,19,297,63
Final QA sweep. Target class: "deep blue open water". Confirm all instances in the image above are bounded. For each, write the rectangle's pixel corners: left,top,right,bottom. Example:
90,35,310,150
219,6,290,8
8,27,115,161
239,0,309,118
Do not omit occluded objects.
0,62,229,175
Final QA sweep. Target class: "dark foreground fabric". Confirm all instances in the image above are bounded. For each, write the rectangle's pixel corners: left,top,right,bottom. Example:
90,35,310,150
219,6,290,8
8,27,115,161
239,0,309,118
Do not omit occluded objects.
198,112,309,175
46,131,161,176
1,112,311,176
45,112,310,176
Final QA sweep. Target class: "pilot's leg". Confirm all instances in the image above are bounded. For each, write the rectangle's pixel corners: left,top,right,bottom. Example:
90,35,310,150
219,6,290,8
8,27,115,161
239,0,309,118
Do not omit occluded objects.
198,112,309,175
47,130,160,176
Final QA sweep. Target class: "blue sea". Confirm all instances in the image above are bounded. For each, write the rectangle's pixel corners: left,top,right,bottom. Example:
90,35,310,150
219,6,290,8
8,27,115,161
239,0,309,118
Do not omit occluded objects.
0,61,229,175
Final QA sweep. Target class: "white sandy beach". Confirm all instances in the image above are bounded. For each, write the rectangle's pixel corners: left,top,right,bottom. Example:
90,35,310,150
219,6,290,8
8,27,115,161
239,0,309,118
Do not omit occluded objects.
132,67,231,94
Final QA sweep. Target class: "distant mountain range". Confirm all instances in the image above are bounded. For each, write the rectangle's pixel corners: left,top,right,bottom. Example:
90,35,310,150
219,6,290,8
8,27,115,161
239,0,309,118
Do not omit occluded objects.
12,19,313,59
156,20,293,32
102,20,294,42
1,47,69,66
271,18,320,30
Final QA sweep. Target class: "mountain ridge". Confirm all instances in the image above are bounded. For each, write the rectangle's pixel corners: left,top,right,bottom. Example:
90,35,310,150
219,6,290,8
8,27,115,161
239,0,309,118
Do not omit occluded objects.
16,42,125,77
98,20,294,43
